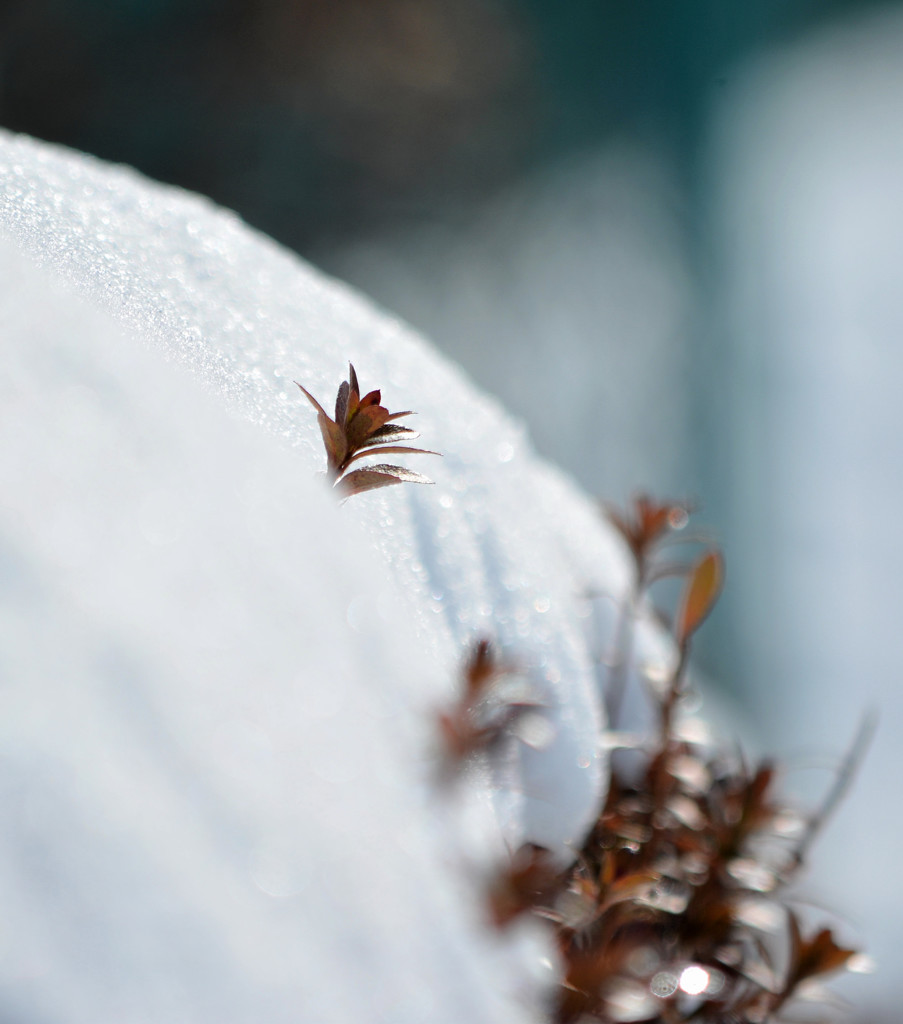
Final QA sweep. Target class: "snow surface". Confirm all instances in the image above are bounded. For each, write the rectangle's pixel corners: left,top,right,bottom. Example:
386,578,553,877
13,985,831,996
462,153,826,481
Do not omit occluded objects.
0,131,670,1022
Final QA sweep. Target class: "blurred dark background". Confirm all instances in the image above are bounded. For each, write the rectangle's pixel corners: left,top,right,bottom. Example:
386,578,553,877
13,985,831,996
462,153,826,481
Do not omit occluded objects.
0,0,881,254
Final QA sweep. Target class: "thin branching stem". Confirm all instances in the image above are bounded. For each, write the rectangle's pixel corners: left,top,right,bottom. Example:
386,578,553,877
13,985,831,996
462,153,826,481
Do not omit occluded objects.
792,710,877,868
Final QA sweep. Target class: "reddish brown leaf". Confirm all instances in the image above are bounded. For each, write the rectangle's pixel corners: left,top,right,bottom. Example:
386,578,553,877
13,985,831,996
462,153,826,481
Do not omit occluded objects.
345,403,392,450
365,464,433,484
439,640,548,782
337,464,433,498
361,424,421,447
676,548,724,644
488,845,562,928
602,870,661,906
346,445,438,467
359,388,382,409
604,494,690,568
317,413,347,470
638,496,671,539
781,913,857,1009
336,469,405,498
334,379,350,426
465,638,498,699
795,927,857,982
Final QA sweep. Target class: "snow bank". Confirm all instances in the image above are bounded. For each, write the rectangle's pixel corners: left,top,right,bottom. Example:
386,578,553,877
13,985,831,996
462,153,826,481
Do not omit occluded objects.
0,131,666,1022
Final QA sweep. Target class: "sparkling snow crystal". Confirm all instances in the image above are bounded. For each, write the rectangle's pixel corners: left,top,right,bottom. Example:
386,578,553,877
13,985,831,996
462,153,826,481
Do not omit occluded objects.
0,131,667,1023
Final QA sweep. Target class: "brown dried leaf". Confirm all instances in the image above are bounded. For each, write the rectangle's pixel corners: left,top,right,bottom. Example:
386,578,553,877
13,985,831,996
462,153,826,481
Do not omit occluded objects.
360,424,421,447
605,494,690,566
602,870,661,907
362,464,434,485
337,464,433,498
317,412,347,470
740,763,776,835
637,494,673,539
345,445,439,467
774,913,859,1015
345,404,393,450
676,548,724,644
488,844,562,928
465,638,498,699
335,470,404,498
440,641,546,773
789,917,858,985
334,379,350,426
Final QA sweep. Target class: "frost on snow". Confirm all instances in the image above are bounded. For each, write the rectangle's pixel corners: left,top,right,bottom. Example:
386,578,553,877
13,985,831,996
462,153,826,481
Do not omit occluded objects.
0,131,669,1023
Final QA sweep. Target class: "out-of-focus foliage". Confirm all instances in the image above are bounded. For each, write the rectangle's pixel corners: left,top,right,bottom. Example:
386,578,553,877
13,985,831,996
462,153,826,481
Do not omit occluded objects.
438,640,547,772
464,497,869,1024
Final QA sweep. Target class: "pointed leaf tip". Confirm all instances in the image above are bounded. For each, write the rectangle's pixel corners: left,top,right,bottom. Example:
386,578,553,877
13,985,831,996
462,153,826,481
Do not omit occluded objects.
334,379,350,425
364,464,434,484
295,381,329,420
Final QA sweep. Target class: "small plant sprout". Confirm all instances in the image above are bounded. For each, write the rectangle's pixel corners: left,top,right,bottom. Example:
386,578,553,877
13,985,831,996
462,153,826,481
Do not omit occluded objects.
295,363,438,498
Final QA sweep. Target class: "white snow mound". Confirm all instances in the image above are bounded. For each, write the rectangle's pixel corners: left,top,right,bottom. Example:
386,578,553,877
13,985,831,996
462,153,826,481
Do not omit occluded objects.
0,131,669,1023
